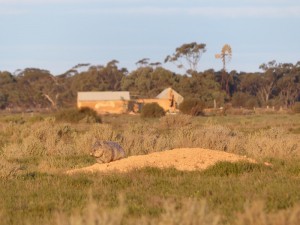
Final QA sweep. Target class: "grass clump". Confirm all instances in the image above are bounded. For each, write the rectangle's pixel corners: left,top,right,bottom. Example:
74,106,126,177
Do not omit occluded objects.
292,102,300,113
154,199,220,225
140,103,165,118
0,158,21,178
55,107,102,123
158,114,192,129
179,98,205,116
202,161,267,177
236,201,300,225
55,195,125,225
55,196,220,225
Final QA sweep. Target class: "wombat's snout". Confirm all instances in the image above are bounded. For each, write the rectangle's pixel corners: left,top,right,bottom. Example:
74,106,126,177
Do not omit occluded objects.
90,147,96,156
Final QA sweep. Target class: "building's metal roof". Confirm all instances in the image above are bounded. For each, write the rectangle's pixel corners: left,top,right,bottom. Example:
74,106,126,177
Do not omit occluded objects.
156,87,184,104
78,92,130,101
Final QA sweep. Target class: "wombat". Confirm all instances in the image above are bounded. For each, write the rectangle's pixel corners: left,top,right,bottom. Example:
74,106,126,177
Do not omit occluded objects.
90,140,126,163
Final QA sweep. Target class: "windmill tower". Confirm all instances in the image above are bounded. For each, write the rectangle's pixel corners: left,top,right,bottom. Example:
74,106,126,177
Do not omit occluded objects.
215,44,232,95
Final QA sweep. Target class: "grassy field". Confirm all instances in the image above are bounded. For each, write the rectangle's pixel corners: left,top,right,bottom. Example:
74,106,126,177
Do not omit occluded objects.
0,112,300,224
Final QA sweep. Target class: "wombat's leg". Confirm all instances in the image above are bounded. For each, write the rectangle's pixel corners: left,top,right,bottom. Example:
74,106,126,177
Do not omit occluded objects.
96,158,106,164
110,147,116,161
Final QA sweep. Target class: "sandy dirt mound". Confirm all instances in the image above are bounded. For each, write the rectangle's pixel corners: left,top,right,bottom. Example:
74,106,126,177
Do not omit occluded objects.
67,148,256,175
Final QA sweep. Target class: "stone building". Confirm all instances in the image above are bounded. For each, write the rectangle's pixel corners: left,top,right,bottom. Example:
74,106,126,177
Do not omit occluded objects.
77,91,130,114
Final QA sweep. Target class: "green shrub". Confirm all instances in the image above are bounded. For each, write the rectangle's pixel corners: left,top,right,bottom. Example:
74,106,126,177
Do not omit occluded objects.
3,115,26,124
202,161,266,177
140,103,165,118
159,114,192,129
231,92,259,109
292,102,300,113
55,107,102,123
179,98,205,116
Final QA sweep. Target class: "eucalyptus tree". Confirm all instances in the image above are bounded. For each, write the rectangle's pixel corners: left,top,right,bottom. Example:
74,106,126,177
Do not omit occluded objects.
164,42,207,73
0,71,16,109
258,61,300,107
1,68,60,109
277,74,299,107
276,62,300,107
69,60,126,93
135,58,150,67
136,58,162,69
149,62,162,69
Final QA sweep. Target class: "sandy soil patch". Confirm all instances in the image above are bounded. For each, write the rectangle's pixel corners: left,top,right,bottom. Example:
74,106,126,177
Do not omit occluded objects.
67,148,256,175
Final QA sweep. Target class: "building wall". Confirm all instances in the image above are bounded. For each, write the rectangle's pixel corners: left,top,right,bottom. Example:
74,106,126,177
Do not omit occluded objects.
78,98,180,114
78,100,129,114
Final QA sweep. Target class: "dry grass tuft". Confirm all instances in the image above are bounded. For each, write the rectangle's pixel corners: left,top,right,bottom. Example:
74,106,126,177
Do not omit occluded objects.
0,209,8,225
244,128,299,158
54,197,220,225
52,198,300,225
0,158,21,178
155,199,220,225
159,114,193,129
236,201,300,225
55,196,125,225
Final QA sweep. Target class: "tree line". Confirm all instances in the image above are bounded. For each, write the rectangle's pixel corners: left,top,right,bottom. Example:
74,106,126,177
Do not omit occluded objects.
0,42,299,111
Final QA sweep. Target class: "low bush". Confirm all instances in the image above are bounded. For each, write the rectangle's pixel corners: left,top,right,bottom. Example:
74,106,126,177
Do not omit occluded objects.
140,103,165,118
244,128,299,158
2,115,26,124
292,102,300,113
158,114,192,129
232,92,259,109
202,161,267,177
55,107,101,123
179,98,205,116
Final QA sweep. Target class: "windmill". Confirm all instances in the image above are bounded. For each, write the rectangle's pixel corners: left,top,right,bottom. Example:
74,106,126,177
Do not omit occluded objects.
215,44,232,95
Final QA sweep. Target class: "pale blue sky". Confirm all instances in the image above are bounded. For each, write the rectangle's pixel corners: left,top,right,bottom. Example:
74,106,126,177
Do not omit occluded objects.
0,0,299,75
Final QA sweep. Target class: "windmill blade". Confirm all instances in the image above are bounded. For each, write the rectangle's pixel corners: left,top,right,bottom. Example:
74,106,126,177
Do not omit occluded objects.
215,54,222,59
222,44,232,56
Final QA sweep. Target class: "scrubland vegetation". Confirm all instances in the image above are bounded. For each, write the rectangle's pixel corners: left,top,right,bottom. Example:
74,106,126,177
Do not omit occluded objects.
0,57,299,112
0,111,299,224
